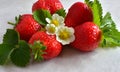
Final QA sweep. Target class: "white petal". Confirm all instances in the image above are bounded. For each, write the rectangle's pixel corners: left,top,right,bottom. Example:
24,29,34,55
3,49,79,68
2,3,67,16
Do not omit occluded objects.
60,23,65,26
68,27,75,34
46,18,51,23
56,37,67,45
58,16,64,24
52,14,59,20
69,35,75,43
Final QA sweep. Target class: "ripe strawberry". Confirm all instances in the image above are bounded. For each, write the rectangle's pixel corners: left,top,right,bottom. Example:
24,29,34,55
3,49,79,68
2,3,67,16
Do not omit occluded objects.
29,31,62,60
71,22,101,51
12,14,41,42
32,0,63,14
65,2,93,27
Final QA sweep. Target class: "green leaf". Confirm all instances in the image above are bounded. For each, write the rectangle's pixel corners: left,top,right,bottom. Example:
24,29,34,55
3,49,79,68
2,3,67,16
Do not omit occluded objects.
0,29,31,67
100,12,120,47
100,12,115,29
55,8,66,17
91,0,103,26
33,9,52,26
10,40,30,67
85,0,90,2
3,29,19,45
0,44,14,65
84,0,93,7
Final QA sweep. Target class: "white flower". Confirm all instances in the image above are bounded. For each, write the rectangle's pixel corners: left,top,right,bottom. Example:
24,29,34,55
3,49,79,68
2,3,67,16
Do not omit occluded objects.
46,14,65,27
45,24,56,35
56,26,75,45
45,14,75,45
45,14,65,35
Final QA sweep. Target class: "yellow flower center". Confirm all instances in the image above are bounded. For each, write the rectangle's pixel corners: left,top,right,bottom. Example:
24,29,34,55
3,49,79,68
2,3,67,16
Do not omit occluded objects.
59,29,70,40
51,20,59,26
48,26,56,34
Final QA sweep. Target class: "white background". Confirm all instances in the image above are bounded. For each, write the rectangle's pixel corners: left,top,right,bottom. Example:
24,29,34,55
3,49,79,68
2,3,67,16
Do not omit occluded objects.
0,0,120,72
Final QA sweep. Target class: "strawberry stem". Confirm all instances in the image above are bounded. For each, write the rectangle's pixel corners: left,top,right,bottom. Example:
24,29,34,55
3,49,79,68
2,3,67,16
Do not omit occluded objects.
8,15,21,27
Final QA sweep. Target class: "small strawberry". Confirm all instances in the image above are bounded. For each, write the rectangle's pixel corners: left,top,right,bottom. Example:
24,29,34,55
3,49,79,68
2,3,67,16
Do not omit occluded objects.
32,0,63,14
71,22,101,51
29,31,62,60
65,2,93,27
8,14,42,42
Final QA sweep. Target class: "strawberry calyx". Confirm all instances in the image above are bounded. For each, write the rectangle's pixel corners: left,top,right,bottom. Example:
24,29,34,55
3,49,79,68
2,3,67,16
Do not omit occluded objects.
30,40,46,61
8,15,21,27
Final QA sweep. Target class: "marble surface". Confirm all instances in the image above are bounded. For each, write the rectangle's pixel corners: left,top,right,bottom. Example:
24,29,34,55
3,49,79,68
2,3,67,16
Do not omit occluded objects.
0,0,120,72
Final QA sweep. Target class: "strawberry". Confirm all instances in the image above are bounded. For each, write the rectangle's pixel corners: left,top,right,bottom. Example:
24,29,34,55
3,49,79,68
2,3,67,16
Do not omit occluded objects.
65,2,93,27
29,31,62,60
9,14,42,42
71,22,101,51
32,0,63,14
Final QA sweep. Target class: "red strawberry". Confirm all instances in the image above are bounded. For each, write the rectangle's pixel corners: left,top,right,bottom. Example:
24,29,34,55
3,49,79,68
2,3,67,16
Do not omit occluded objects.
65,2,93,27
14,14,41,42
71,22,101,51
32,0,63,14
29,31,62,60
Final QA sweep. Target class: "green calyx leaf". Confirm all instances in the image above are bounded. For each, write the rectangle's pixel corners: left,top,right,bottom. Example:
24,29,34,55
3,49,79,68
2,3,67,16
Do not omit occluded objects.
100,12,120,47
33,9,52,26
55,8,66,18
10,40,31,67
0,29,31,67
8,15,21,26
30,41,46,61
